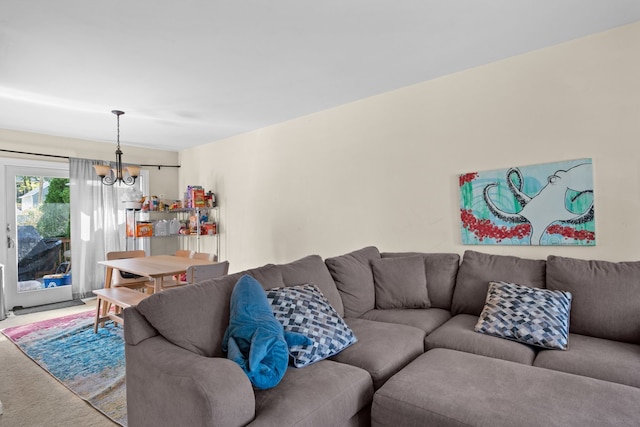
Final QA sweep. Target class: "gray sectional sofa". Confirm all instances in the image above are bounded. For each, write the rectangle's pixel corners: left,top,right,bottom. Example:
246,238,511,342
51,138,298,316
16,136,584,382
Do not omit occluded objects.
124,247,640,427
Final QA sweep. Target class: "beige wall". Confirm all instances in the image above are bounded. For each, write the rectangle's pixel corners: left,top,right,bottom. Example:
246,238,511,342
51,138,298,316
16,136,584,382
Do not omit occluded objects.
0,129,180,198
184,22,640,271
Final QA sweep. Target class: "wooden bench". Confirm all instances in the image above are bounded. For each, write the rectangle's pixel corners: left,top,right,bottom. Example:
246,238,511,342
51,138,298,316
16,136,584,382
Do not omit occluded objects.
93,287,149,333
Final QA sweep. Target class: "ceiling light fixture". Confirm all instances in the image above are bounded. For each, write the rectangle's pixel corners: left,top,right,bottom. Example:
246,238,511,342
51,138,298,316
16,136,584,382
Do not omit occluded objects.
94,110,140,186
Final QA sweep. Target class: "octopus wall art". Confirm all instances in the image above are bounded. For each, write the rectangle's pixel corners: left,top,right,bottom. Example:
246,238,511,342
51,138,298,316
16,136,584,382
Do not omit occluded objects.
459,158,595,246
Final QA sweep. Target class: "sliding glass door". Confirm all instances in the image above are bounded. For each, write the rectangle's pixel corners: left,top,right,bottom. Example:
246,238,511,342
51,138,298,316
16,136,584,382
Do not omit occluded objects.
2,161,72,310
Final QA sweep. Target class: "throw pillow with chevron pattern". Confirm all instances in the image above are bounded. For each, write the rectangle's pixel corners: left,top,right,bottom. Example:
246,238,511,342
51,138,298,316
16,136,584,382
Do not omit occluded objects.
474,281,572,350
267,283,357,367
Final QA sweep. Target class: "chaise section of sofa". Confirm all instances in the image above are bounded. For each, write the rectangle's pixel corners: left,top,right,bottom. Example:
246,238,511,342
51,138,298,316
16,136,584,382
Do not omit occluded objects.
372,348,640,427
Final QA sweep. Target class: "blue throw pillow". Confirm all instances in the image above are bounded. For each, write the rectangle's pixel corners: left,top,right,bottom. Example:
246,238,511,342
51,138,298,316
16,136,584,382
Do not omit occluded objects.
222,275,311,389
474,281,572,350
266,284,357,367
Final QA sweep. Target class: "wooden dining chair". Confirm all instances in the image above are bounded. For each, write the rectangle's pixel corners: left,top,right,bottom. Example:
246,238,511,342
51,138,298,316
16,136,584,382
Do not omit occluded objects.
192,252,217,262
145,249,195,292
106,250,152,292
185,261,230,284
175,249,193,258
101,250,152,326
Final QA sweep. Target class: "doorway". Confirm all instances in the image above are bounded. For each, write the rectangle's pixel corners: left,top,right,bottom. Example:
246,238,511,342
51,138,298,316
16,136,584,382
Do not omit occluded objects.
2,160,72,310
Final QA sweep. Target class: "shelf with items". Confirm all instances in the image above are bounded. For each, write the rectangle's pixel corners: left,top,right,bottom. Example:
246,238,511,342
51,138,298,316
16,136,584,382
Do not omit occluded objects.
125,206,220,258
142,185,216,213
124,186,220,258
138,207,218,236
127,207,219,234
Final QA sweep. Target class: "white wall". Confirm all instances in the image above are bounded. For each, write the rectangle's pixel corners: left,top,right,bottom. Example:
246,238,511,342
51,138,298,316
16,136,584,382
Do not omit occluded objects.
181,22,640,271
0,129,180,198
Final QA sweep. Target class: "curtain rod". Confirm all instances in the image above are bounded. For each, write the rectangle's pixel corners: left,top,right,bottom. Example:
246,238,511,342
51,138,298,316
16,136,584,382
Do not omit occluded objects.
1,148,68,160
0,148,181,168
140,164,181,169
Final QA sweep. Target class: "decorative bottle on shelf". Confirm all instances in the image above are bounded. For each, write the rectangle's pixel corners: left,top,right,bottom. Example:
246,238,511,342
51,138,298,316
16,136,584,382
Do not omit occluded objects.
169,218,181,235
206,191,217,208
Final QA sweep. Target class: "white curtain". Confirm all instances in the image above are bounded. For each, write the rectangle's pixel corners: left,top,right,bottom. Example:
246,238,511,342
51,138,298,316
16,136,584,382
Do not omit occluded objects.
69,158,142,297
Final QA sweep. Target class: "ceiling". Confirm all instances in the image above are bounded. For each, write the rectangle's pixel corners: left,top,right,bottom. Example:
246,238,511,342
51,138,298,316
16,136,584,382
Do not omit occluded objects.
2,1,640,152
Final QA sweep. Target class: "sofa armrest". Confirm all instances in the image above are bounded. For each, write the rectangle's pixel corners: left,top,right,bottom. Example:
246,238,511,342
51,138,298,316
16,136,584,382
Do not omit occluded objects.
125,314,255,427
124,306,159,345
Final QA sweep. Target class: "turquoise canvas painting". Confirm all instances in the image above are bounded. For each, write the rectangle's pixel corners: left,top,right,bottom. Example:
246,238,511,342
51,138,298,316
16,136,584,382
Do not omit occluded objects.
459,158,595,246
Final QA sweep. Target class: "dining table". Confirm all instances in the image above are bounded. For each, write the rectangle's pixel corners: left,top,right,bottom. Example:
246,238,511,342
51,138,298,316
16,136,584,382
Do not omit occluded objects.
98,254,214,293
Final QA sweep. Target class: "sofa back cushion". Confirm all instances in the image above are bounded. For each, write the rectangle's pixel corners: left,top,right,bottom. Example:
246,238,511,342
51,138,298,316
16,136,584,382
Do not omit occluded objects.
546,255,640,344
452,250,546,316
381,252,460,310
136,256,342,357
274,254,345,318
371,256,430,309
325,246,380,318
245,264,286,289
136,271,244,358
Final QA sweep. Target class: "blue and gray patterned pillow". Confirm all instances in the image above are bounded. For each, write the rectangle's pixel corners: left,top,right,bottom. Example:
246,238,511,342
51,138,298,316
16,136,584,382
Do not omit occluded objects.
474,281,572,350
266,284,357,367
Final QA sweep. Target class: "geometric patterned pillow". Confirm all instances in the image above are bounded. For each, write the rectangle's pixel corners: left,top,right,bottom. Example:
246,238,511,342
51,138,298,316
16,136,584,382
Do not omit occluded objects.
474,281,572,350
266,284,357,367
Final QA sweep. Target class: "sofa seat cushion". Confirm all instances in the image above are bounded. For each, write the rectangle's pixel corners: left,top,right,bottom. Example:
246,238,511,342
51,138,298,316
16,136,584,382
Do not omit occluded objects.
372,348,640,427
360,308,451,335
250,359,373,427
534,333,640,388
330,318,425,389
425,314,537,364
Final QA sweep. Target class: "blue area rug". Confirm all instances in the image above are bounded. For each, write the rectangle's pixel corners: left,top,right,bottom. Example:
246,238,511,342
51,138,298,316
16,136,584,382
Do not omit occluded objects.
1,310,127,426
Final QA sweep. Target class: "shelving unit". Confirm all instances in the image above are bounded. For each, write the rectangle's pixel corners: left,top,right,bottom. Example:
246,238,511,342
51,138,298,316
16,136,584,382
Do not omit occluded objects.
125,207,220,259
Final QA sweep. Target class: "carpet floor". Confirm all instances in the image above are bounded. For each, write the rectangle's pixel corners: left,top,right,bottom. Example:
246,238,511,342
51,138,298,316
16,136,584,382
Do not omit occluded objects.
1,309,126,426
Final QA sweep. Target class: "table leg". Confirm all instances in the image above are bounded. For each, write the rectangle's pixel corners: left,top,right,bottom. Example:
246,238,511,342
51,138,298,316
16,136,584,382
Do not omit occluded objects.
104,267,113,289
100,299,110,328
101,267,115,328
94,297,102,333
154,276,164,293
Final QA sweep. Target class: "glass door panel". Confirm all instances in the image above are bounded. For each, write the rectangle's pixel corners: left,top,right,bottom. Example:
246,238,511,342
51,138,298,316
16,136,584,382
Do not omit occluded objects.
4,164,72,309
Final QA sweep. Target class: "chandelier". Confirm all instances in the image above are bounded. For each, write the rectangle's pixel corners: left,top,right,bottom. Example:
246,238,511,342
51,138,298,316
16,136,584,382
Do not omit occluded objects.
94,110,140,186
